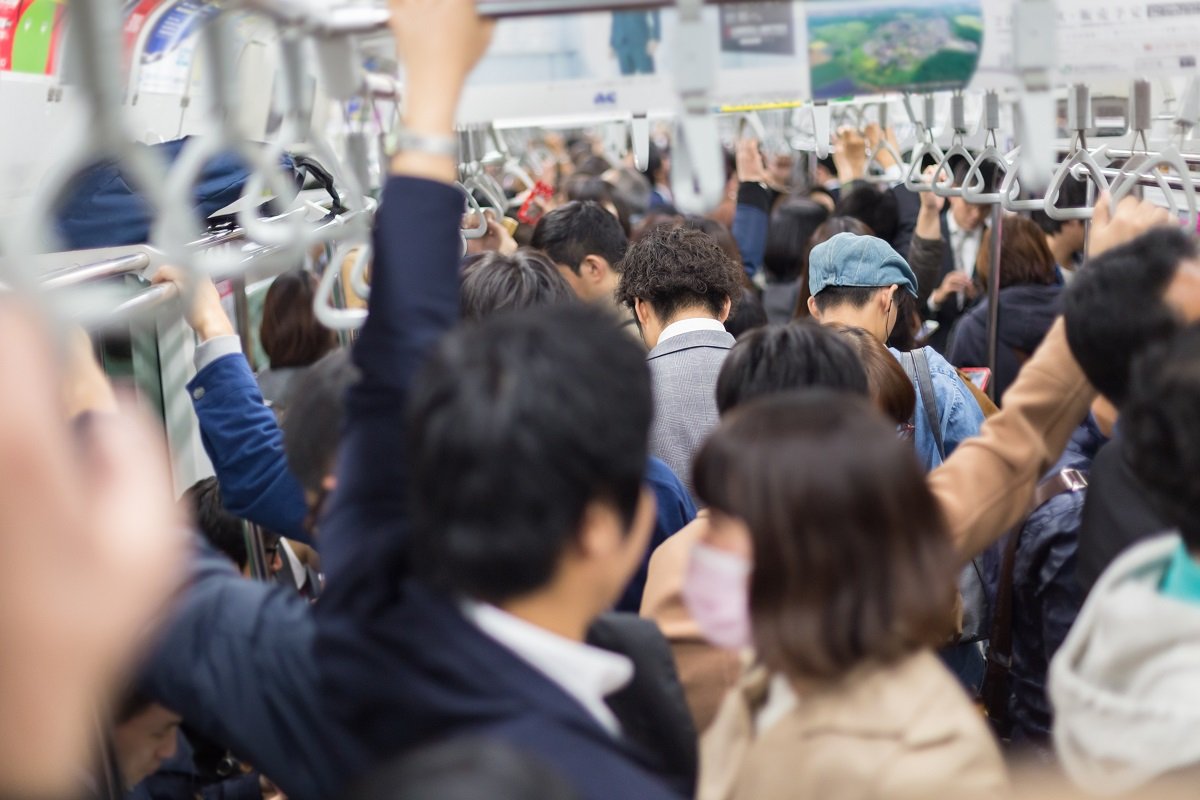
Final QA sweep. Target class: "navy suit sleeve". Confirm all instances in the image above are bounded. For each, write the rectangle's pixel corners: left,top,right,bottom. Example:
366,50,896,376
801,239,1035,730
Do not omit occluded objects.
189,354,309,543
731,183,772,278
316,176,465,626
142,541,345,800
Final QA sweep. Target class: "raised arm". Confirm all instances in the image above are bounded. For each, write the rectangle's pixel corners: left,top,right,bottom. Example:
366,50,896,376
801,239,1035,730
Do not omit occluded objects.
315,0,494,619
152,267,310,542
930,194,1172,561
730,138,774,278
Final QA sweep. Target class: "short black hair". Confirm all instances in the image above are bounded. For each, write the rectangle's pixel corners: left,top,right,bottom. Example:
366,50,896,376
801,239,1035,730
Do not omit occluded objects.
564,177,632,237
1064,227,1193,407
343,739,579,800
645,143,668,181
616,224,743,322
1124,325,1200,550
811,285,883,314
407,305,652,604
1032,175,1089,235
763,198,828,283
283,349,360,495
835,182,898,245
182,478,248,570
460,250,576,322
715,320,870,414
724,287,768,338
530,201,628,273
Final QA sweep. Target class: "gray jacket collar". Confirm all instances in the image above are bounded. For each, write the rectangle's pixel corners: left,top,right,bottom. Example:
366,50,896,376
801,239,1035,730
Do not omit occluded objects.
647,329,736,360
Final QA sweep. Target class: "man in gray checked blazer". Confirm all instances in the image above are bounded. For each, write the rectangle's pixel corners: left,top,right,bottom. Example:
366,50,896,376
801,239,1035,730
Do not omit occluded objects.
616,225,745,496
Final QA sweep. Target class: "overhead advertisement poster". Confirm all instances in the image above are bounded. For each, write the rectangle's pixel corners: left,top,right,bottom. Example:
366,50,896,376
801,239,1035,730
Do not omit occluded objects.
806,0,984,100
137,0,218,95
454,2,811,124
8,0,65,75
0,0,21,72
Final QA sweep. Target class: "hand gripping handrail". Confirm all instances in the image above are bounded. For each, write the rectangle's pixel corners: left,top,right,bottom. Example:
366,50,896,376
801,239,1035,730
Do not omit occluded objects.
961,93,1009,205
5,0,169,298
1109,150,1199,231
931,93,971,198
863,101,904,183
313,240,369,330
460,185,491,241
903,95,944,192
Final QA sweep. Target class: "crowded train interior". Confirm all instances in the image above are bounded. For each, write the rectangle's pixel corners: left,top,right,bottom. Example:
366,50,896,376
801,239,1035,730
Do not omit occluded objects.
4,0,1200,798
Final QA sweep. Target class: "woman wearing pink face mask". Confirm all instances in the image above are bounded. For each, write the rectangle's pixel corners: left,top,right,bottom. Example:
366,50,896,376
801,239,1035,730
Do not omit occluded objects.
688,391,1007,800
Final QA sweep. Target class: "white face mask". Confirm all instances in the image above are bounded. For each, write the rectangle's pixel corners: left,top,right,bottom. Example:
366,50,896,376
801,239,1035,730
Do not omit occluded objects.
682,542,753,651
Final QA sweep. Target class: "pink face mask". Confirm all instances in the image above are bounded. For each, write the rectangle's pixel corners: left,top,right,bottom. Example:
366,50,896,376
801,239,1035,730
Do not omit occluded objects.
682,542,753,651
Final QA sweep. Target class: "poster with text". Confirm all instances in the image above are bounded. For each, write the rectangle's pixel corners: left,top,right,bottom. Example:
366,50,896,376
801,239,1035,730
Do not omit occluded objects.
807,0,983,100
137,0,217,95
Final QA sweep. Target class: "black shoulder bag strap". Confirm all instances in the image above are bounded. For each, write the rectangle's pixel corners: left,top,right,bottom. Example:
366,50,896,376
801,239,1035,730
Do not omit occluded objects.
980,467,1089,739
905,349,946,461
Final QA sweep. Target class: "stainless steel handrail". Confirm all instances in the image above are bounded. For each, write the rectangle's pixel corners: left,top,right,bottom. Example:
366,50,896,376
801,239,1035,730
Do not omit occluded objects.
108,283,180,322
41,254,152,290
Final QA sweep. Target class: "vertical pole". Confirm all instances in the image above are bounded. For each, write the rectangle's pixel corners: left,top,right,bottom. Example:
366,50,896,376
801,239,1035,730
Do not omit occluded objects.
986,205,1004,403
232,274,255,370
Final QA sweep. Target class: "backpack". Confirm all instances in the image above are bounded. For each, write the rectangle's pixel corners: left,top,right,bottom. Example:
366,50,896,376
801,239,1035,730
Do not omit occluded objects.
54,137,343,251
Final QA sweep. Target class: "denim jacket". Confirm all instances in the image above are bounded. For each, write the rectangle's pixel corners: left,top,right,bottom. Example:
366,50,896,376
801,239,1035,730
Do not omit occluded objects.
892,345,985,471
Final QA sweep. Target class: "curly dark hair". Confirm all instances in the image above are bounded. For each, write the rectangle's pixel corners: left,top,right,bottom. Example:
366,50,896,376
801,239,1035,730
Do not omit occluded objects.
615,224,743,322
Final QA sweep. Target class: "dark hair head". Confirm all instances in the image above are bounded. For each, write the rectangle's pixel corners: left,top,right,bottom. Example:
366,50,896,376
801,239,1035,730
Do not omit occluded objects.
1124,326,1200,551
645,143,668,182
343,739,580,800
616,224,744,322
811,285,884,314
1065,227,1194,407
681,215,743,267
1032,175,1089,235
694,392,956,681
260,271,338,369
182,478,248,571
977,215,1058,289
460,249,576,322
763,199,829,283
715,320,869,414
564,177,632,237
794,216,874,319
831,325,916,425
283,349,360,496
530,201,628,274
724,287,768,338
407,305,652,603
948,153,995,190
834,182,898,246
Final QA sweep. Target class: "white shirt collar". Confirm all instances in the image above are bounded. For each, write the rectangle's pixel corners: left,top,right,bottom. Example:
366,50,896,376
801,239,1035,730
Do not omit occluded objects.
657,316,727,346
460,600,634,737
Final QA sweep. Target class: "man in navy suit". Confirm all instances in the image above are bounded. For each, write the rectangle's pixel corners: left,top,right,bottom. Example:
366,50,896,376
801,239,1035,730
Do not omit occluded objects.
611,10,661,75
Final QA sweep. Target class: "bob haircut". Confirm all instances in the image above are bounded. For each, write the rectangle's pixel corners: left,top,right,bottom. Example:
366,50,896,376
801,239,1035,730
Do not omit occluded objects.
831,324,917,425
977,215,1058,289
694,391,955,681
260,271,338,369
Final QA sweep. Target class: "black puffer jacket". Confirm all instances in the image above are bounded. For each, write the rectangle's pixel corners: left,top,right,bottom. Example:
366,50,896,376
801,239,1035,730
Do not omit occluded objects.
947,283,1062,402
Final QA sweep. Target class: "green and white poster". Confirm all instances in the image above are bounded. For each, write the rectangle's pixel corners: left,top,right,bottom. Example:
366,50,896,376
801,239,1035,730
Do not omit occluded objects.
807,0,983,99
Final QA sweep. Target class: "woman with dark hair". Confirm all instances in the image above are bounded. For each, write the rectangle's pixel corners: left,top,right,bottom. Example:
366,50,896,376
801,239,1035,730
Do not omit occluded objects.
689,393,1007,799
831,324,917,426
947,215,1062,402
257,271,338,415
760,199,828,325
791,216,873,320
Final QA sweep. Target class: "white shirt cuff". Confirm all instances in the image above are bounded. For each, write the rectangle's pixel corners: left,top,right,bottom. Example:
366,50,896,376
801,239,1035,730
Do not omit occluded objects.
194,335,243,373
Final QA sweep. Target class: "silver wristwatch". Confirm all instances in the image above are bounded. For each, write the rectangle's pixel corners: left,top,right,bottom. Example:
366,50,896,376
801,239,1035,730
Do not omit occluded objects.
386,128,460,159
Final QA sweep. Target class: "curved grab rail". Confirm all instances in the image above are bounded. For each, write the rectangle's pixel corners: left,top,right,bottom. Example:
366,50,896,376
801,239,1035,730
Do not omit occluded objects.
904,138,946,192
314,240,368,330
931,141,973,198
460,185,491,241
1043,146,1110,221
961,146,1016,205
862,101,903,182
998,148,1048,212
1109,149,1199,231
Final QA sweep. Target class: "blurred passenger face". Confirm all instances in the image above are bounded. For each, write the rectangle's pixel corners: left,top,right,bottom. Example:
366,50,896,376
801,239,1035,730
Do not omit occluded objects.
948,195,989,232
113,704,181,788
